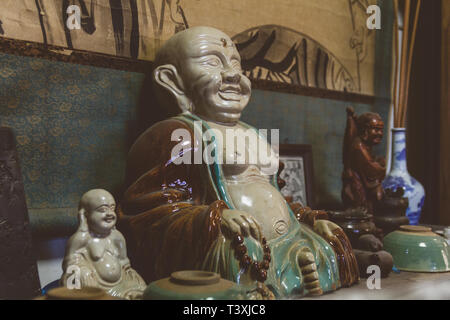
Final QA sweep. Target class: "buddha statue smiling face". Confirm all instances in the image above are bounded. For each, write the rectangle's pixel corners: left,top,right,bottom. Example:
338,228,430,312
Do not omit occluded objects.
81,189,117,236
357,113,384,147
154,26,252,125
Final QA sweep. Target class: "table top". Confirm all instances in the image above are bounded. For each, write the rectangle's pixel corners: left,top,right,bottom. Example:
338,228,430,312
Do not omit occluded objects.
301,271,450,300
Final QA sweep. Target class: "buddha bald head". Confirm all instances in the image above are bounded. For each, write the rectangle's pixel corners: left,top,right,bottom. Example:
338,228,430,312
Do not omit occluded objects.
79,189,116,235
153,26,251,125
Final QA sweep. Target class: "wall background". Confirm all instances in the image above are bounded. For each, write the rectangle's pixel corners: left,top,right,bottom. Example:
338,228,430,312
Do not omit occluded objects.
0,1,394,239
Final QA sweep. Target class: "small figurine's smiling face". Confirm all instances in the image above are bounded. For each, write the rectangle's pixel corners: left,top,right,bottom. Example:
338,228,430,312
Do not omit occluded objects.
367,119,384,145
86,191,116,235
179,30,251,125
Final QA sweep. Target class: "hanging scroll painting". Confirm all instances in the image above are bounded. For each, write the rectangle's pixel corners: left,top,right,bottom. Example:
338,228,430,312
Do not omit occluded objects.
0,0,376,95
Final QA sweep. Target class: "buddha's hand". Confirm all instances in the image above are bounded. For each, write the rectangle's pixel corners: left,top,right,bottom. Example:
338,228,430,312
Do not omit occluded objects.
123,264,135,280
221,209,262,241
124,266,146,287
125,290,143,300
313,219,360,287
313,219,341,240
79,266,97,288
375,156,386,168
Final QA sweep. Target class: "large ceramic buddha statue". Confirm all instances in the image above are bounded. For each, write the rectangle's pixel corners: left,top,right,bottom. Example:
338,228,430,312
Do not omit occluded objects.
118,26,358,298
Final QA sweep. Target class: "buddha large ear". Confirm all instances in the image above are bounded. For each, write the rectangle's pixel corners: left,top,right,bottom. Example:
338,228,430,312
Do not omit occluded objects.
77,208,89,232
153,64,192,113
360,127,369,141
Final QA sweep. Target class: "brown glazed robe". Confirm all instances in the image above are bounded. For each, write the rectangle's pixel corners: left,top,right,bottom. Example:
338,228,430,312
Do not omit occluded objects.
117,118,226,283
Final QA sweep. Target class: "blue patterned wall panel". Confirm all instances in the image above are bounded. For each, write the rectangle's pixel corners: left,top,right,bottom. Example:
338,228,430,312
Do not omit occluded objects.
0,53,144,210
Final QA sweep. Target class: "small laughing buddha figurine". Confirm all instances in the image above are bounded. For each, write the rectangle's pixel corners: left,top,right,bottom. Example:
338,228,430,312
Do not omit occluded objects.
61,189,146,299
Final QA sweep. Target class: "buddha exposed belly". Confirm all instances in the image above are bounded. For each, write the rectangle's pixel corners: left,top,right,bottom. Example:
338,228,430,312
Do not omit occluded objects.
92,251,122,283
206,121,290,240
225,167,291,241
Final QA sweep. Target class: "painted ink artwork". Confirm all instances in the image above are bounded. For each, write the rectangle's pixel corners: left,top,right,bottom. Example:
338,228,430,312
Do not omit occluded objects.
279,156,308,207
0,0,376,95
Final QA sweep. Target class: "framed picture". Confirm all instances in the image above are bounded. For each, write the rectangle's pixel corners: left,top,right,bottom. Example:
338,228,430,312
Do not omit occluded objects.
278,144,315,208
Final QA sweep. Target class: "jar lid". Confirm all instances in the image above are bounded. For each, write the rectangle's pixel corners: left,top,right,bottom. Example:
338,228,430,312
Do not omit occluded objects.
443,227,450,239
170,271,221,286
144,270,239,300
46,287,109,300
400,225,431,232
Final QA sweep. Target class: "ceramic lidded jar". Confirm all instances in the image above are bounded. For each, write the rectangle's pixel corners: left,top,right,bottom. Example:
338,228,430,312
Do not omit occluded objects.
143,271,249,300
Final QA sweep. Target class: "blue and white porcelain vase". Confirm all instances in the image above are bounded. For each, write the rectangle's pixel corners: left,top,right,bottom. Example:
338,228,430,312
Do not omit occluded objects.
382,128,425,225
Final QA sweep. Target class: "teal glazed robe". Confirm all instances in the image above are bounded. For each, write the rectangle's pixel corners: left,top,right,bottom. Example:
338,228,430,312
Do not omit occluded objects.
176,113,341,297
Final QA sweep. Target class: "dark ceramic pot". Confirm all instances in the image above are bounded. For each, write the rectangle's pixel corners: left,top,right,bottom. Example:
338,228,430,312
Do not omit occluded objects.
373,216,410,235
374,187,410,234
374,188,409,217
328,208,377,246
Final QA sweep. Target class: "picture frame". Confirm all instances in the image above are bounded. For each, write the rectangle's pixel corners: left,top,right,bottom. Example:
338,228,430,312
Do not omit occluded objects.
278,144,315,208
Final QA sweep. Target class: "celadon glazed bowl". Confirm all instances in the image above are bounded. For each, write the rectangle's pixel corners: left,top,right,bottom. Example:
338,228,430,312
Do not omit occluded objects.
143,270,249,300
383,225,450,272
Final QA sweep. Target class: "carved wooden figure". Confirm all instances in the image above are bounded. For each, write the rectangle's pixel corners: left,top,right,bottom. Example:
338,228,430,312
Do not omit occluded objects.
342,107,386,213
